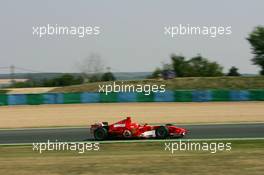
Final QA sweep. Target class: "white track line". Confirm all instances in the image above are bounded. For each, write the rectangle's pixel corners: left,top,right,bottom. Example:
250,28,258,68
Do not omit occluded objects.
1,137,264,146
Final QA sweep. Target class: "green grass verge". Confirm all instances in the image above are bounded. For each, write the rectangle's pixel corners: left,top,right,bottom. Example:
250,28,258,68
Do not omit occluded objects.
0,140,263,175
50,76,264,93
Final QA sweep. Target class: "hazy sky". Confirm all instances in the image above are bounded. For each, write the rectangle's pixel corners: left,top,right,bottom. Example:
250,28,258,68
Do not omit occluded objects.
0,0,263,74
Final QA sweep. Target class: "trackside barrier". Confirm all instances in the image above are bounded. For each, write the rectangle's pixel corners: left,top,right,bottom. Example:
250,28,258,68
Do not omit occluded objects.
0,90,264,106
0,94,8,105
192,90,212,102
154,91,174,102
27,94,43,105
174,90,193,102
230,90,250,101
249,90,264,101
8,94,27,105
43,94,57,104
100,93,118,102
211,90,230,101
117,92,137,102
63,93,81,104
81,92,100,103
136,92,155,102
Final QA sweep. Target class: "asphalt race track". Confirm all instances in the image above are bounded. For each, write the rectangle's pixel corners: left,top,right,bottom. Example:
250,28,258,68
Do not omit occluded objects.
0,123,264,144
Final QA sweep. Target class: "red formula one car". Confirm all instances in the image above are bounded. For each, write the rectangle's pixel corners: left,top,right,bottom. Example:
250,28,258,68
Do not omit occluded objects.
91,117,187,140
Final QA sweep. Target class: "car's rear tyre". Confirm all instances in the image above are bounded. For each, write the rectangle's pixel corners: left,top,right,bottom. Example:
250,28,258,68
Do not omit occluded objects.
94,127,108,141
155,126,169,139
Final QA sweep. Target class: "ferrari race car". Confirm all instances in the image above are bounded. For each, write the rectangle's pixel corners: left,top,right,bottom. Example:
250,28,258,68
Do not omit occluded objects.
91,117,187,140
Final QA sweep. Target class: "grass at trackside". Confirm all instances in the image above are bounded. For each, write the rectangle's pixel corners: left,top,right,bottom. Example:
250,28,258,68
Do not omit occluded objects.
0,140,263,175
50,76,264,93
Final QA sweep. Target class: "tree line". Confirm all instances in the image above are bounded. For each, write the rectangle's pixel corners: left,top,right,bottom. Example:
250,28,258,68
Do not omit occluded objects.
10,71,116,88
9,26,264,87
150,26,264,79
